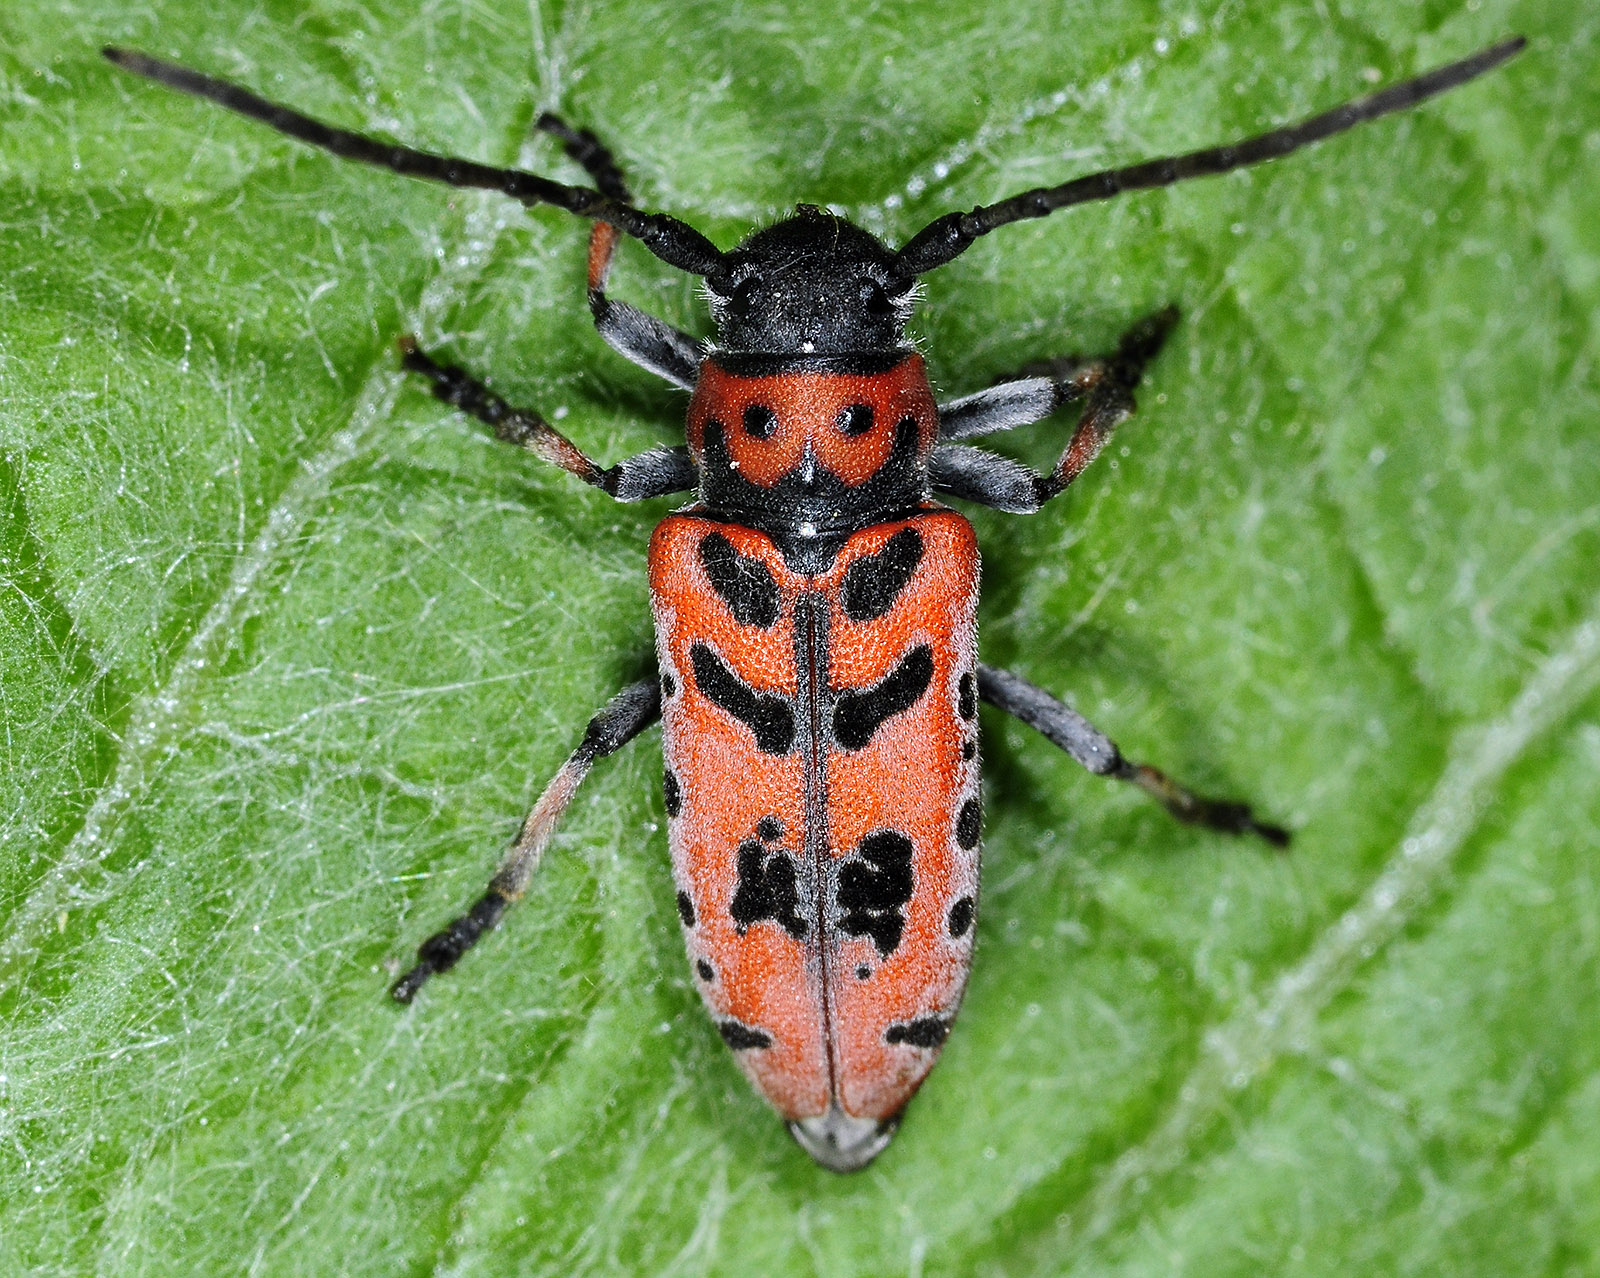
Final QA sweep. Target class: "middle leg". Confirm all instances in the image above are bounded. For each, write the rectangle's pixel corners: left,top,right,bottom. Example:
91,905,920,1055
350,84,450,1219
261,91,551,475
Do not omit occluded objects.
931,307,1178,513
399,338,697,501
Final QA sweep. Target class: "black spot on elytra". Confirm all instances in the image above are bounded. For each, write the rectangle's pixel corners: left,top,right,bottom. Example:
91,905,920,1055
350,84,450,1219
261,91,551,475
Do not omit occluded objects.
742,403,777,439
837,830,915,956
718,1020,772,1050
836,403,874,436
832,645,934,751
956,797,982,849
663,768,681,817
690,643,795,754
731,841,808,939
856,965,872,980
696,958,714,982
698,531,779,628
756,815,784,842
842,527,924,623
962,740,976,761
958,671,977,720
661,671,676,698
676,890,695,928
885,1015,949,1048
947,895,974,939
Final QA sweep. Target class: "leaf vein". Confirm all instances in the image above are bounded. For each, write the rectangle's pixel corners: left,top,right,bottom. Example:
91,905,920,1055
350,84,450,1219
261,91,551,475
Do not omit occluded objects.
0,115,562,989
1067,594,1600,1249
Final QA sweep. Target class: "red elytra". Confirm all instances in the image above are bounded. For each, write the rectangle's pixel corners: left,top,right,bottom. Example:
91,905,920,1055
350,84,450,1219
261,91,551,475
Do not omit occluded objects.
652,505,979,1164
104,38,1522,1171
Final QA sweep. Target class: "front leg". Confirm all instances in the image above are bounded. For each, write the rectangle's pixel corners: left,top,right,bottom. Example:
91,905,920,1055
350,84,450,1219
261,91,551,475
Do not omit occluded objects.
978,664,1288,845
400,338,698,502
931,307,1177,513
535,114,702,391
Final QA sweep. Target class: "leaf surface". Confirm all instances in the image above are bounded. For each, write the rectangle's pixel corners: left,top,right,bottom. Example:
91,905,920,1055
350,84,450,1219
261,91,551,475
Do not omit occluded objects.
2,2,1596,1274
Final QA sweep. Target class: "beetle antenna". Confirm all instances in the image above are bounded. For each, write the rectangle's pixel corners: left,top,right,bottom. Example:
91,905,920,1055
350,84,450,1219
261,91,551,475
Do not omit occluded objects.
893,36,1525,276
101,47,727,278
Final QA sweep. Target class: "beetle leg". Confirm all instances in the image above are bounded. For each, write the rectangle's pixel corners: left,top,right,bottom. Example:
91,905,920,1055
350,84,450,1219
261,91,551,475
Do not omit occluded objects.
936,375,1070,442
536,113,702,390
938,305,1176,441
931,307,1175,511
976,664,1289,846
398,337,698,500
391,677,663,1004
928,386,1132,512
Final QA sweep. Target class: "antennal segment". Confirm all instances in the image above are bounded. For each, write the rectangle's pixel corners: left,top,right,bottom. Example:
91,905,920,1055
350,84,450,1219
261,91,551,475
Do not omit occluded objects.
894,36,1525,276
102,47,726,277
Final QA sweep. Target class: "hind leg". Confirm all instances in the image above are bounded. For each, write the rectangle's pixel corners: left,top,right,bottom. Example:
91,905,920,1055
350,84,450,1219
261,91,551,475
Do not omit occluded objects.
977,663,1288,846
391,678,663,1003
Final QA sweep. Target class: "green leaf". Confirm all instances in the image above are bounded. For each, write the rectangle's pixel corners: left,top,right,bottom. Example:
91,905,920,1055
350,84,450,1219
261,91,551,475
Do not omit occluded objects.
3,2,1596,1273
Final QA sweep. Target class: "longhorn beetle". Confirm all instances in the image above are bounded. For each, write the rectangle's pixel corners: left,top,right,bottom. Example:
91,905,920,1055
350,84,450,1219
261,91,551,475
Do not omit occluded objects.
106,36,1524,1172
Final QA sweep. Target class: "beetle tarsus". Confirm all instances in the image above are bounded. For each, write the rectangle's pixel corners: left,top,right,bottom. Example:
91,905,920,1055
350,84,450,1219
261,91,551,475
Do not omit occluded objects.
390,890,510,1004
1115,759,1291,848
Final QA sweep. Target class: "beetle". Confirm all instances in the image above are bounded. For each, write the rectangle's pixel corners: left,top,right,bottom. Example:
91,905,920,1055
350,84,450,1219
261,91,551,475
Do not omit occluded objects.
105,36,1522,1171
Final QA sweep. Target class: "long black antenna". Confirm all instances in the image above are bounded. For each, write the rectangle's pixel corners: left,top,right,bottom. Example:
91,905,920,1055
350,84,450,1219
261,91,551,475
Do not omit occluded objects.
102,47,726,277
894,36,1525,277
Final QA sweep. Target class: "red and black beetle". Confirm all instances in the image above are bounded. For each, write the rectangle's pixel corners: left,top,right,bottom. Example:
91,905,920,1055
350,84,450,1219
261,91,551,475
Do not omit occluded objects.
105,36,1522,1171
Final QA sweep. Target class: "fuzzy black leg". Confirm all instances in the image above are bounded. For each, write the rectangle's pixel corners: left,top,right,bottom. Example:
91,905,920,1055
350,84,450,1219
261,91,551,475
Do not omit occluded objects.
391,678,663,1004
534,113,702,389
535,113,630,202
399,337,697,500
389,891,509,1005
931,308,1177,512
977,663,1288,846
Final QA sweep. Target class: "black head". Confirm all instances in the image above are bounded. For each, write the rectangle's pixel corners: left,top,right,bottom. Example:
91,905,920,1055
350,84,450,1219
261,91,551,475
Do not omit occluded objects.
705,206,914,356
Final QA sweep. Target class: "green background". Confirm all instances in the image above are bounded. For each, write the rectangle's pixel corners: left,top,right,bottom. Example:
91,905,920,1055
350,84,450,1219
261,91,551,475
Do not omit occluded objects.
3,1,1597,1273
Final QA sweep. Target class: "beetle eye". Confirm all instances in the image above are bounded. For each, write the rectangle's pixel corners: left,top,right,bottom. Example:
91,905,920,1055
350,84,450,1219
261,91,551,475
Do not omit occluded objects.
728,275,763,318
858,277,892,317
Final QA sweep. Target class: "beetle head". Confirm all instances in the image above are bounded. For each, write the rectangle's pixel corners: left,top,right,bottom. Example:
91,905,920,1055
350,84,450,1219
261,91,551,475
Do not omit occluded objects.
705,206,914,356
